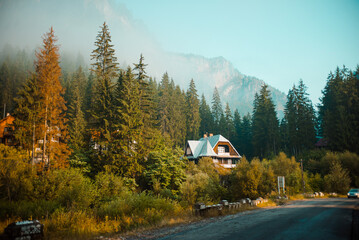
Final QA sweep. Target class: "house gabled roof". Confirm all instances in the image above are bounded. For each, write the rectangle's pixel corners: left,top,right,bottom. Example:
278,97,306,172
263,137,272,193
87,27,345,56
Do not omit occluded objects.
185,134,241,159
198,139,217,157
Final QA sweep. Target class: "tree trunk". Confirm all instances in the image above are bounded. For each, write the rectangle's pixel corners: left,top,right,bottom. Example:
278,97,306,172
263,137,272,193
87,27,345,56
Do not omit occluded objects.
42,103,48,171
32,120,35,166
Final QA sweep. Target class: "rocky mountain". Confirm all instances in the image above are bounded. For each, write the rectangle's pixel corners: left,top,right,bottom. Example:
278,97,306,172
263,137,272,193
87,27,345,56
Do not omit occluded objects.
150,53,286,118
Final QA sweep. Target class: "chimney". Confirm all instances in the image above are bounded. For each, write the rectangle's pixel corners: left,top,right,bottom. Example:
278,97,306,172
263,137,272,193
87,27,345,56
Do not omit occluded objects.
203,134,207,138
209,133,213,137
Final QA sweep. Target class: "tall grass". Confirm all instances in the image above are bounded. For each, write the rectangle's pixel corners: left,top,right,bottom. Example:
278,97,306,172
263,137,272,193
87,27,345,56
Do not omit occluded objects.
0,192,184,239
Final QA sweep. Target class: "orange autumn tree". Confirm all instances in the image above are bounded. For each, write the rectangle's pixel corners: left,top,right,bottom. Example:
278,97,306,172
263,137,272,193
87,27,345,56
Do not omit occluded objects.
35,27,69,169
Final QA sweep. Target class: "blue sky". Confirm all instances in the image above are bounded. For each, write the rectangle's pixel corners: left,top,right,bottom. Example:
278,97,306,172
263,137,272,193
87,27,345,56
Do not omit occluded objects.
118,0,359,104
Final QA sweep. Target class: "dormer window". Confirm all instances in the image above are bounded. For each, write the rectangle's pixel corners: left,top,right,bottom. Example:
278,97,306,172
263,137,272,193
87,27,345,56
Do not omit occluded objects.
218,145,229,154
218,146,225,154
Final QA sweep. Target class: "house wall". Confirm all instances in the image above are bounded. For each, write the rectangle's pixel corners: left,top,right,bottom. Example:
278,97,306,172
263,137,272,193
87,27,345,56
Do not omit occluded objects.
213,142,238,156
0,115,15,146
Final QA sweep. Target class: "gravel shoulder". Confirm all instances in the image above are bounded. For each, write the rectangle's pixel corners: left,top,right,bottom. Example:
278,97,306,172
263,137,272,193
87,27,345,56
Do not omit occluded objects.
106,198,358,240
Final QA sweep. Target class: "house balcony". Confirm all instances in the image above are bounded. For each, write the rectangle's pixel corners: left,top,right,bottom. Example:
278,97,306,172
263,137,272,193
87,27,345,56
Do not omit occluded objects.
218,152,230,156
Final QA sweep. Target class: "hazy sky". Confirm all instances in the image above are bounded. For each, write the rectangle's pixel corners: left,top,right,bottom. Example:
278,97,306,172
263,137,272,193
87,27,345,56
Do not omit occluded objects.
1,0,358,105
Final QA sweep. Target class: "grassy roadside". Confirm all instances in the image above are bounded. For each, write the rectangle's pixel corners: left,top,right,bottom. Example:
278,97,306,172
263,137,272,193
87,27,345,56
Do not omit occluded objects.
0,194,347,239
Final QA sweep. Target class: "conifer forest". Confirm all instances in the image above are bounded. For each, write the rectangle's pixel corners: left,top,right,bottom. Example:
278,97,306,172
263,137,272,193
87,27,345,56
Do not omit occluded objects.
0,24,359,238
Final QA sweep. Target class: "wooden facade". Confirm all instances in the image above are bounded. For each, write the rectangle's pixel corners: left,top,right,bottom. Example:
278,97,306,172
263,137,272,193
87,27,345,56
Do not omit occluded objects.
0,114,15,146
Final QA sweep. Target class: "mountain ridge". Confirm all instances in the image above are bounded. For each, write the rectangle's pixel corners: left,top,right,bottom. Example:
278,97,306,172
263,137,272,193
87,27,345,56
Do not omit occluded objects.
156,52,286,118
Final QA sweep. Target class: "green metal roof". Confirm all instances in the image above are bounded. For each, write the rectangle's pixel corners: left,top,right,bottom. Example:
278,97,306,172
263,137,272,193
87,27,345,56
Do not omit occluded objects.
186,134,241,159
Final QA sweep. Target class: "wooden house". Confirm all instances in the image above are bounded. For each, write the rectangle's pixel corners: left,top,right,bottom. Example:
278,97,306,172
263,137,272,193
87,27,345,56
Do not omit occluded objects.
0,114,15,146
184,134,241,168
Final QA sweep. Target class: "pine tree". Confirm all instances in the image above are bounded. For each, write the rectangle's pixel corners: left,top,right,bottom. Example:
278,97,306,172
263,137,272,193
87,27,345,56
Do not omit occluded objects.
34,27,69,169
279,118,289,153
185,79,201,140
284,87,297,154
224,103,235,140
295,80,316,153
13,74,41,164
199,94,214,136
158,73,171,141
232,109,241,149
0,62,11,117
84,72,94,120
112,67,143,177
133,54,148,82
319,66,359,153
170,85,187,147
68,76,86,151
90,22,119,154
252,84,279,158
73,66,87,100
133,54,159,145
240,113,253,159
211,87,223,133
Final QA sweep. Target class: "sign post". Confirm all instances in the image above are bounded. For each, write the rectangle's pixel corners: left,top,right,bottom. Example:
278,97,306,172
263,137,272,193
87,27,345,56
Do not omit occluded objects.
278,176,285,195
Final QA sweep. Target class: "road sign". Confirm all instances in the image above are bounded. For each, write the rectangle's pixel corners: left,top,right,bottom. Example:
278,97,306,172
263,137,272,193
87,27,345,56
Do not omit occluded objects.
278,176,285,194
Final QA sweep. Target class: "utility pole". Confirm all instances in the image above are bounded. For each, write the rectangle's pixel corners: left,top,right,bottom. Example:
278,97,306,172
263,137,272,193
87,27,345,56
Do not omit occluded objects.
300,159,305,193
3,103,6,119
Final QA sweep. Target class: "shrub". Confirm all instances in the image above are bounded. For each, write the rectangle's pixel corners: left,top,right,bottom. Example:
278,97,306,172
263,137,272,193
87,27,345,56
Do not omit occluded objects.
324,161,351,194
339,151,359,187
56,169,96,209
33,168,95,209
271,152,302,195
94,171,128,203
230,157,263,200
0,200,59,220
0,145,34,201
308,173,324,192
143,146,186,196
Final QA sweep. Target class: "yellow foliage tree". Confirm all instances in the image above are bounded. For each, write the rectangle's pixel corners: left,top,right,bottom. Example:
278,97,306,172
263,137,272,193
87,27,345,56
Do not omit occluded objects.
35,27,70,170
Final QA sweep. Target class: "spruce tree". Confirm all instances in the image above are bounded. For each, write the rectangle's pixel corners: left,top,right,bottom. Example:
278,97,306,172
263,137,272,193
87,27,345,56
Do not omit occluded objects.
224,103,235,140
84,72,94,120
295,80,316,153
34,27,69,169
0,62,11,116
199,94,214,136
233,109,242,150
211,87,223,133
319,66,359,153
90,22,119,155
185,79,201,140
170,85,187,147
158,73,171,141
13,74,41,164
252,84,279,158
240,113,253,159
68,76,86,151
133,54,159,148
112,67,143,177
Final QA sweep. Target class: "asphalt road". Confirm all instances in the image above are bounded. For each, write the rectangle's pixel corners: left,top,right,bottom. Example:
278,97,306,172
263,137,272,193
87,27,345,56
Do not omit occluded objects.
158,198,358,240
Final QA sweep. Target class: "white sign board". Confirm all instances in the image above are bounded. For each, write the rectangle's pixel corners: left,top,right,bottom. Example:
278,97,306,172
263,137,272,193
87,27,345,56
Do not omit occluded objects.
278,176,285,194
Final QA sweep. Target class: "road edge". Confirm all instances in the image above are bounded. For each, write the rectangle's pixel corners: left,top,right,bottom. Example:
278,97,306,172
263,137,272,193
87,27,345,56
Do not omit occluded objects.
352,203,359,240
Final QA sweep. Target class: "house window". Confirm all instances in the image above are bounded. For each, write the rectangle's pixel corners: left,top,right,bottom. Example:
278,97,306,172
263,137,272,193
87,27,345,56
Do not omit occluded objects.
218,146,225,154
218,145,229,153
